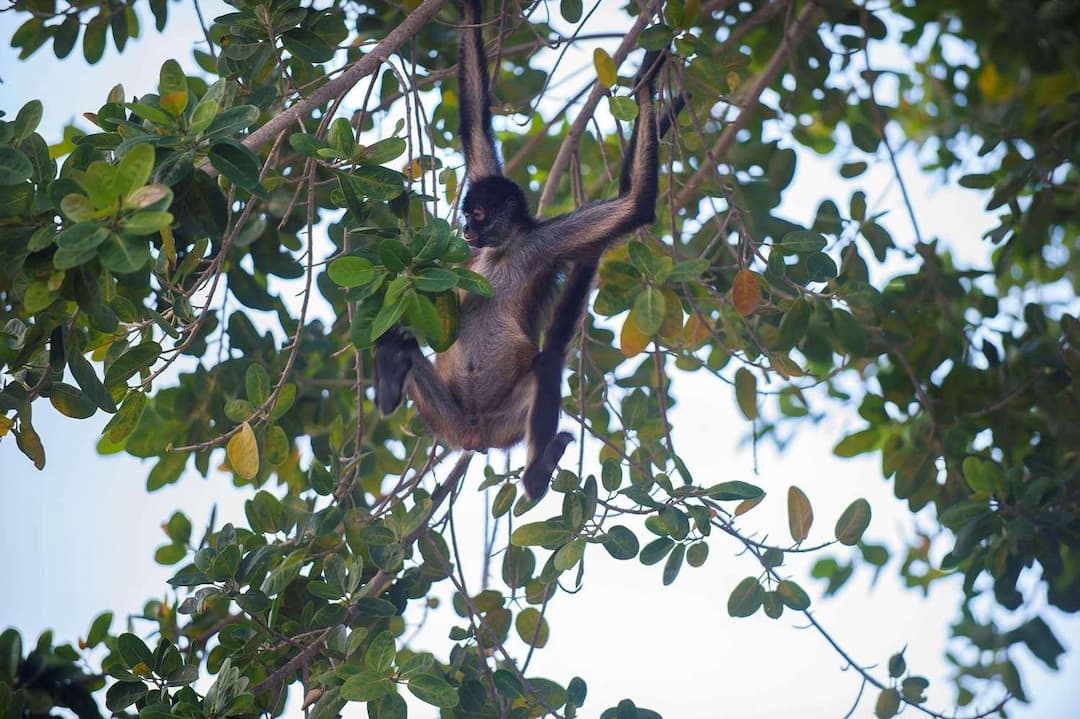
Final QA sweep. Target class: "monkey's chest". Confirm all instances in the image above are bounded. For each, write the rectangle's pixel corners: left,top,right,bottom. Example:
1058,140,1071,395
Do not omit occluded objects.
439,302,536,413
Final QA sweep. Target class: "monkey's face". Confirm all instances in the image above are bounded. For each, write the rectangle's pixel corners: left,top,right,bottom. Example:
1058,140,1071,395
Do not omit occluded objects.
461,204,490,246
461,176,531,248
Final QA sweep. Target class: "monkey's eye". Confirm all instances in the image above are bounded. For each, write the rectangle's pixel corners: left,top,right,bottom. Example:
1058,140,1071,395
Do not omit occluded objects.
472,208,486,223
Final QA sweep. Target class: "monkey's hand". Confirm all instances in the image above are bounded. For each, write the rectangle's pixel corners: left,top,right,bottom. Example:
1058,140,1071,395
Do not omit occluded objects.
374,327,419,415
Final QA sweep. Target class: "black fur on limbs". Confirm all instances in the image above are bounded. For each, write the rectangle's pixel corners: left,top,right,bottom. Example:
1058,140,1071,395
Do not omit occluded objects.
374,0,678,500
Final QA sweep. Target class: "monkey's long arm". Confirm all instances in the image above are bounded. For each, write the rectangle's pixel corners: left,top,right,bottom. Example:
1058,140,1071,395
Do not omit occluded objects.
459,0,501,182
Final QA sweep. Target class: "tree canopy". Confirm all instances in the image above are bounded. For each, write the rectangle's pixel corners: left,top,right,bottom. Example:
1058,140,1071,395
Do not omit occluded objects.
1,0,1077,718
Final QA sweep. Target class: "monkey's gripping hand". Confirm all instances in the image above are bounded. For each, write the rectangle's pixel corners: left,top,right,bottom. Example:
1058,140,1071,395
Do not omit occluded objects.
374,328,419,415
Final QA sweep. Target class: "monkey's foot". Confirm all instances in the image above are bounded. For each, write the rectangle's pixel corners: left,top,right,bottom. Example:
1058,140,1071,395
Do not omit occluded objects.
374,328,418,415
522,431,574,500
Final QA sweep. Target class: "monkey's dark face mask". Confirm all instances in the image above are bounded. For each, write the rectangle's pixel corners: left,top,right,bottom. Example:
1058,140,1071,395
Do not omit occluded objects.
461,176,532,248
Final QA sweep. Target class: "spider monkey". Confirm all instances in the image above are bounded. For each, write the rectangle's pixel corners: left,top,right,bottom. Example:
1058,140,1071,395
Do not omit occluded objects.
375,0,676,499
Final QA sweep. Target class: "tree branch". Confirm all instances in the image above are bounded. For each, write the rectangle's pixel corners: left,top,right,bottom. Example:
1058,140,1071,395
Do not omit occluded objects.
537,1,659,213
206,0,451,177
672,0,825,211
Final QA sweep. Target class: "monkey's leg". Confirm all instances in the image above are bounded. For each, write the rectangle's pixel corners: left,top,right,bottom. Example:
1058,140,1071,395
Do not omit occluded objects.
402,350,473,449
374,328,419,415
521,349,574,500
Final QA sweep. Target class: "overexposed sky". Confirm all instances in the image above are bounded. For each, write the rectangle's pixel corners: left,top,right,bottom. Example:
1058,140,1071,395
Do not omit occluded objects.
1,2,1077,717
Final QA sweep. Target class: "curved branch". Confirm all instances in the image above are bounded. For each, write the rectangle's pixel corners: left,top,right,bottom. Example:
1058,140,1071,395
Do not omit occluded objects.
205,0,451,177
537,1,659,213
672,0,825,212
249,452,472,698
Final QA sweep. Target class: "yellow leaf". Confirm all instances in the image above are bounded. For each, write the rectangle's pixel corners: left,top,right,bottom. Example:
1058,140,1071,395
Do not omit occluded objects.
787,485,813,542
657,288,684,341
770,353,805,378
726,71,740,93
599,435,625,464
734,494,765,517
731,269,761,316
682,312,711,349
227,421,259,479
619,314,650,357
593,48,617,89
0,415,12,437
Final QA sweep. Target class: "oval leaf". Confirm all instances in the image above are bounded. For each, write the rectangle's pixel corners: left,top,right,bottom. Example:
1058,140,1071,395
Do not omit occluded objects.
787,485,813,542
227,422,259,480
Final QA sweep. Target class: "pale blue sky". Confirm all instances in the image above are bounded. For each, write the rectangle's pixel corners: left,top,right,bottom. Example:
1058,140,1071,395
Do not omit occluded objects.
1,3,1077,717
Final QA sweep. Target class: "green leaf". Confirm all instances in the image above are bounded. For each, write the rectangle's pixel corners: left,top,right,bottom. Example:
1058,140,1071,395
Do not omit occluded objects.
413,267,458,293
1020,617,1065,670
639,24,673,51
561,0,583,23
511,521,571,547
86,611,113,648
345,166,406,200
874,688,900,719
159,60,189,116
734,367,757,420
263,425,289,465
281,28,335,63
209,141,264,193
554,537,586,571
121,211,172,236
727,576,763,617
117,632,154,670
515,607,549,648
48,383,97,418
328,256,375,287
341,671,394,702
246,490,282,534
106,681,147,712
900,676,929,704
608,96,638,122
0,147,32,185
68,351,116,412
83,16,107,64
705,481,763,501
454,269,492,297
662,543,684,585
99,234,150,274
805,252,838,282
776,579,810,610
362,137,408,164
408,673,459,708
103,392,146,442
204,106,260,138
602,525,639,560
378,240,412,272
245,363,270,404
834,498,871,546
53,223,109,269
370,292,408,342
104,342,161,388
639,537,673,565
631,286,665,335
365,631,396,674
116,144,156,197
686,541,709,567
833,428,879,457
779,230,827,254
958,173,995,189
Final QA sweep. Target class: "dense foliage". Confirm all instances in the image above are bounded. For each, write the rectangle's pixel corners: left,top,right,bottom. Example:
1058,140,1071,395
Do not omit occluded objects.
1,0,1076,717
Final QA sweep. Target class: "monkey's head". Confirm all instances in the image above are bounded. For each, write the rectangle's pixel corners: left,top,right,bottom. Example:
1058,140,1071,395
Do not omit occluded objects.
461,176,533,248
